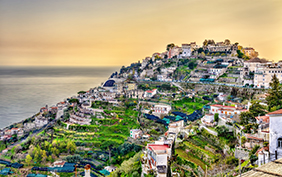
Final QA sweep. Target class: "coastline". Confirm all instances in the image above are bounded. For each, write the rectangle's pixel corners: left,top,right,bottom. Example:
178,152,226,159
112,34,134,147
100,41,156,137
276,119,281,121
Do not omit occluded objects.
0,66,119,130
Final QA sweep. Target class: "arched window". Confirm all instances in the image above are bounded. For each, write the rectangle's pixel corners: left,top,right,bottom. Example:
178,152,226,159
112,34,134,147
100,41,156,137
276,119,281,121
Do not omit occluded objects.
278,138,282,148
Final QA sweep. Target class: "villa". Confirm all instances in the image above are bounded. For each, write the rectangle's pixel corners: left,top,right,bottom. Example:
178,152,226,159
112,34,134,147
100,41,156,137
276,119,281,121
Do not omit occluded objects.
144,89,157,98
152,104,171,115
210,104,247,117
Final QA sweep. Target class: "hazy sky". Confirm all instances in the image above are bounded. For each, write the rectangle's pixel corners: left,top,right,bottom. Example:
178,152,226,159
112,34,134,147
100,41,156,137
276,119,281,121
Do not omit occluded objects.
0,0,282,66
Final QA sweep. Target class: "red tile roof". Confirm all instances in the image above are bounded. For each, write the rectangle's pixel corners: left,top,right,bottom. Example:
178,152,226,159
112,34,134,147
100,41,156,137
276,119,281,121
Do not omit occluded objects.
148,144,170,151
256,146,269,155
246,134,264,141
267,109,282,115
211,104,224,107
255,116,269,123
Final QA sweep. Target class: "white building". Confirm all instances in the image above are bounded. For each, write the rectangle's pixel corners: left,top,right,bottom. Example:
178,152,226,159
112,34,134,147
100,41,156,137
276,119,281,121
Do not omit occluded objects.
254,65,282,88
53,161,66,167
268,109,282,155
153,104,171,115
144,89,157,98
104,166,117,172
168,120,184,134
142,143,172,177
180,44,192,58
130,129,142,139
203,114,214,123
34,116,48,127
257,109,282,166
210,104,247,118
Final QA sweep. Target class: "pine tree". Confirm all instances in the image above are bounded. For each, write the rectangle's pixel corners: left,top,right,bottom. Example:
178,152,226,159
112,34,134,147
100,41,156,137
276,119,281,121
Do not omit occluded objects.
266,74,282,111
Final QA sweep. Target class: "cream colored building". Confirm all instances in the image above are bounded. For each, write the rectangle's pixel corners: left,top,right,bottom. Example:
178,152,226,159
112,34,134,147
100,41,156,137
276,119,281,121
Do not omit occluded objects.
254,66,282,88
243,58,268,72
243,47,259,58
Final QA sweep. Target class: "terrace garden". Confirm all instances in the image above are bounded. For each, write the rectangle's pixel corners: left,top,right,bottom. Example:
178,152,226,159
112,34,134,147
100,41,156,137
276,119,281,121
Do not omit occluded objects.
172,97,209,114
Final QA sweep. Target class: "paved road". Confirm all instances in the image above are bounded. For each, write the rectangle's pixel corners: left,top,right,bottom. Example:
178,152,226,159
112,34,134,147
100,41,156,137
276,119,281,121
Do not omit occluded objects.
138,79,265,90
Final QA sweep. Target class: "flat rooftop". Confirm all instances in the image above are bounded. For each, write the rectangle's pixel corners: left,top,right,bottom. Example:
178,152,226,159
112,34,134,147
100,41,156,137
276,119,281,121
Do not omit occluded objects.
240,158,282,177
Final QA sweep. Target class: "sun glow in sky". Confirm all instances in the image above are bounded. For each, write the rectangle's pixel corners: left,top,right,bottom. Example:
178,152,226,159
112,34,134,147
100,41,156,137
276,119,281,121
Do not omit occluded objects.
0,0,282,66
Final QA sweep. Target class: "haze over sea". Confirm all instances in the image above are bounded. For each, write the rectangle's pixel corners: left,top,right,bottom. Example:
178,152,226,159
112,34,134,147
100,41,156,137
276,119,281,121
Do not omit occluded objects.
0,66,119,129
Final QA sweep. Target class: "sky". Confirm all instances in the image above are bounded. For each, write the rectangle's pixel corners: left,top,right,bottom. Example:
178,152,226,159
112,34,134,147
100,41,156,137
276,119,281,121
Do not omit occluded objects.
0,0,282,67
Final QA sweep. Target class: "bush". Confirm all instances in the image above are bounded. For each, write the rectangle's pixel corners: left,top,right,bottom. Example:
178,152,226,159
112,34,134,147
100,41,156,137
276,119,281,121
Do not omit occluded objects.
64,155,82,163
214,113,219,122
226,156,238,166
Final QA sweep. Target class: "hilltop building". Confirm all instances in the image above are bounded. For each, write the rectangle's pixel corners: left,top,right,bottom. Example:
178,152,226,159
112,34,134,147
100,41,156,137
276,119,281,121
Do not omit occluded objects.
180,44,192,58
243,47,259,58
254,62,282,88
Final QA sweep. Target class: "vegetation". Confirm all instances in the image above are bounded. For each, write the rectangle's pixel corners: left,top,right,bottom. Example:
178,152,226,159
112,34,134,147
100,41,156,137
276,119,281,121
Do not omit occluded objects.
266,74,282,111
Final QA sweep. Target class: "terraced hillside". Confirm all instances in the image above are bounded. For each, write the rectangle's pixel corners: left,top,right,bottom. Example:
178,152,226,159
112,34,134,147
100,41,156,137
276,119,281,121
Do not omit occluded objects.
173,134,223,176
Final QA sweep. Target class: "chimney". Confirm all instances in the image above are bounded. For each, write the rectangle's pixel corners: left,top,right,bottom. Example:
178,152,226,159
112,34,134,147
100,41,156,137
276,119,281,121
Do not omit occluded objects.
84,164,91,177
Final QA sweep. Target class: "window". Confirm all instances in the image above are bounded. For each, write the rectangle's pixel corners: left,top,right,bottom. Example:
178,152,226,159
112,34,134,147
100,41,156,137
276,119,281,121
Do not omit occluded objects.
278,138,282,148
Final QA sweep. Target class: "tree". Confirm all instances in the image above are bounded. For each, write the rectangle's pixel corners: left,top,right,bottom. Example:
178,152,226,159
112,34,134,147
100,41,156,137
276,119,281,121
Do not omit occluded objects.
249,100,267,117
77,91,86,94
224,39,231,45
215,126,229,137
239,111,255,125
236,50,244,58
250,154,258,165
203,39,208,46
241,136,247,145
42,150,47,163
214,113,219,122
25,154,32,165
69,98,79,104
197,48,204,53
266,74,282,111
67,141,77,154
166,43,175,51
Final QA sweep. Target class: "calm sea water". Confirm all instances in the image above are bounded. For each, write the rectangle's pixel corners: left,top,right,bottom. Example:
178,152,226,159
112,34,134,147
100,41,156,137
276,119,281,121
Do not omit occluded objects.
0,66,119,129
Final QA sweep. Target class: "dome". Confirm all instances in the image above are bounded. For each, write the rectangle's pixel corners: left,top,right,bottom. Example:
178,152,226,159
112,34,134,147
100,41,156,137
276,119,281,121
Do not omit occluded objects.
103,79,116,87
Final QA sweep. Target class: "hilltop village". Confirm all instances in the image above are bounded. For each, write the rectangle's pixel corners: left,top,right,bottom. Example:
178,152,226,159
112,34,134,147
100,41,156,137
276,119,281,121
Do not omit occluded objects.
1,39,282,177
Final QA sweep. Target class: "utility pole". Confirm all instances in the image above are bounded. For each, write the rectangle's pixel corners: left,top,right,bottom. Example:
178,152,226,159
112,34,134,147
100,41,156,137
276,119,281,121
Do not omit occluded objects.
75,164,77,177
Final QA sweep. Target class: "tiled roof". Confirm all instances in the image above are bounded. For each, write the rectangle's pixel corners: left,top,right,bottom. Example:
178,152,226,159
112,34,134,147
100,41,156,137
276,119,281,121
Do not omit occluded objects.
255,116,269,123
256,146,269,155
148,144,169,151
246,134,264,141
267,109,282,115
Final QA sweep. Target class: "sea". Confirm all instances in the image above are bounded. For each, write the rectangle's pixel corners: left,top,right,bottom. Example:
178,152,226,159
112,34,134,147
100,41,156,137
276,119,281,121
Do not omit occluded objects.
0,66,120,129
